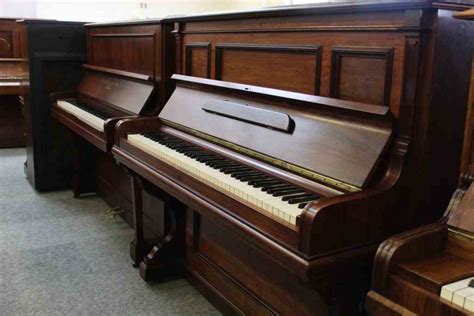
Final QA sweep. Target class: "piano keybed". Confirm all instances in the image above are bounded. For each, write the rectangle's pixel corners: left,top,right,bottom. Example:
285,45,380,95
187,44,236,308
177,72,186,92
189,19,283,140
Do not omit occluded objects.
56,99,110,132
127,131,323,227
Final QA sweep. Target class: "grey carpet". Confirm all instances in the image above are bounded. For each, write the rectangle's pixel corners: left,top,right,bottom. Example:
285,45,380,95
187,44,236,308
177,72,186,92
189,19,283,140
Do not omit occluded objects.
0,148,220,316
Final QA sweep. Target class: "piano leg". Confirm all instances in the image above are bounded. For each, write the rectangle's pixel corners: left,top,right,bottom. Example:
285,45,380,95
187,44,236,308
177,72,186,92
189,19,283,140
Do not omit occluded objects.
130,175,146,267
129,174,186,281
72,135,97,197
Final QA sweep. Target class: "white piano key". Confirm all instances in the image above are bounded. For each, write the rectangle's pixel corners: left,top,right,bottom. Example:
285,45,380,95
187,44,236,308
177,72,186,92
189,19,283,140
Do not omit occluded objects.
56,100,105,132
464,295,474,313
441,277,474,302
127,134,311,226
453,287,474,308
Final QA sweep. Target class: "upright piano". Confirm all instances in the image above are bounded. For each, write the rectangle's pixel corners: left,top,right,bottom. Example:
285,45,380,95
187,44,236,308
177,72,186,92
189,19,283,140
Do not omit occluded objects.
50,19,174,232
51,64,156,196
0,19,26,148
365,7,474,316
113,74,409,314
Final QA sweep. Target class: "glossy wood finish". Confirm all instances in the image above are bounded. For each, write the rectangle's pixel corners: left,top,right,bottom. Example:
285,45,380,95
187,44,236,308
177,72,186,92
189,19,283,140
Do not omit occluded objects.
18,19,86,191
366,9,474,314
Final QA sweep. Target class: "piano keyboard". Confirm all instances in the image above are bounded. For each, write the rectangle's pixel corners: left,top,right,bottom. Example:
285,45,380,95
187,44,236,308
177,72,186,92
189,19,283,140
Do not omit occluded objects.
440,277,474,312
127,132,322,227
56,100,109,132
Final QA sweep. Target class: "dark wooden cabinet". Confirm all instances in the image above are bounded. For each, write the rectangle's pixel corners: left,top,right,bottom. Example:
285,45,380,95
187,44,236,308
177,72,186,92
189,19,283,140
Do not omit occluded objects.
18,20,86,191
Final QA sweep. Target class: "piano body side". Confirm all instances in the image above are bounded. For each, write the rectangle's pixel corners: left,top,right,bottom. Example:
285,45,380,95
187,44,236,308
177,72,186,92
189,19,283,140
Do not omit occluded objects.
366,11,474,314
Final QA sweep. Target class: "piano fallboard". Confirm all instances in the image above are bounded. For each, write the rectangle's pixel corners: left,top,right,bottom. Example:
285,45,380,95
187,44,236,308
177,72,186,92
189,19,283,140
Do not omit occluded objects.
51,64,156,152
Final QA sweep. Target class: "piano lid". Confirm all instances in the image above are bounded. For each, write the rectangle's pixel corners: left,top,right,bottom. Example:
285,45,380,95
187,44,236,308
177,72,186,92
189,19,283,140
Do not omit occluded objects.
158,75,394,190
77,64,154,115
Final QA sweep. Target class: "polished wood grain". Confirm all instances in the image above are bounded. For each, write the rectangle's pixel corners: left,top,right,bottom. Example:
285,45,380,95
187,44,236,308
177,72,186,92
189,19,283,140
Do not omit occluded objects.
168,1,474,233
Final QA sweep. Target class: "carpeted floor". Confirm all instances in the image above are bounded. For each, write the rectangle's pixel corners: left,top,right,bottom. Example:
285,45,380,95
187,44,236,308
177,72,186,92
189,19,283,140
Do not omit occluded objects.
0,148,219,316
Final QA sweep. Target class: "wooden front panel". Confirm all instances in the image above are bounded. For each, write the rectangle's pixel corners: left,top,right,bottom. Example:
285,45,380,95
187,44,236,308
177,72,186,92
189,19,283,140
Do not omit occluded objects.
0,19,20,58
185,42,210,78
330,47,394,106
87,24,162,80
0,31,13,57
186,210,328,315
89,34,155,77
215,44,321,94
176,9,422,117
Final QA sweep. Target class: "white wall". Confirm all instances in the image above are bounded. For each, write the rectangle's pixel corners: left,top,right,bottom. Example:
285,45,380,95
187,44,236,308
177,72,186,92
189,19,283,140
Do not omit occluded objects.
0,0,332,22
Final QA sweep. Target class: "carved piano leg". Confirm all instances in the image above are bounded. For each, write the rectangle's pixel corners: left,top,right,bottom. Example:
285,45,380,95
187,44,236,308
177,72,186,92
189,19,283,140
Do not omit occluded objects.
72,135,97,197
130,175,147,267
129,174,186,280
139,184,186,282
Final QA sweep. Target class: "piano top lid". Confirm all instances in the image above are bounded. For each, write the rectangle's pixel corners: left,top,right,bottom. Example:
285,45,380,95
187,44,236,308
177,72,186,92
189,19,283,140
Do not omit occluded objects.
158,75,394,191
162,0,430,22
84,18,163,28
76,64,155,116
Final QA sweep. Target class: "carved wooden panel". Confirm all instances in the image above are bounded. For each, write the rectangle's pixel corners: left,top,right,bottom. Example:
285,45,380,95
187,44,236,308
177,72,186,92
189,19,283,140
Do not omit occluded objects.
330,47,394,106
90,33,155,77
0,31,13,58
185,42,211,78
215,43,322,95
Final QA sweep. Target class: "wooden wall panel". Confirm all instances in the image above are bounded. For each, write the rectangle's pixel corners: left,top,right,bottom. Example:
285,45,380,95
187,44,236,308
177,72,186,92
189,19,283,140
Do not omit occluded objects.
215,44,321,95
185,42,210,78
330,47,394,106
89,34,155,77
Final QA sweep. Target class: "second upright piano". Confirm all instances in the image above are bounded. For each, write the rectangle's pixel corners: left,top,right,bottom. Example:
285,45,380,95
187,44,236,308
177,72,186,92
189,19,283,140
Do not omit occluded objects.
112,74,410,314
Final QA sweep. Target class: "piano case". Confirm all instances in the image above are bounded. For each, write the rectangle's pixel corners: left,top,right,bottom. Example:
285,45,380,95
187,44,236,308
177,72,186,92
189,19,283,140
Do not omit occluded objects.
112,75,411,314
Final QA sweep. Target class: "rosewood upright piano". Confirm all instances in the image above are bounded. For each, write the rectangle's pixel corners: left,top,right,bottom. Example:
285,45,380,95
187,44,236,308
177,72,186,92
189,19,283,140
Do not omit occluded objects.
113,74,410,314
51,64,156,196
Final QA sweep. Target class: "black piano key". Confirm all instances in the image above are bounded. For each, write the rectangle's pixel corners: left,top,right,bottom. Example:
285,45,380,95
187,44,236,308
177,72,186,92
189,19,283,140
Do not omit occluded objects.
250,180,282,188
234,171,262,179
238,175,268,182
282,193,313,201
230,170,258,178
298,203,309,209
221,166,252,174
266,185,296,193
207,161,235,167
262,184,293,192
272,188,304,197
287,195,319,204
